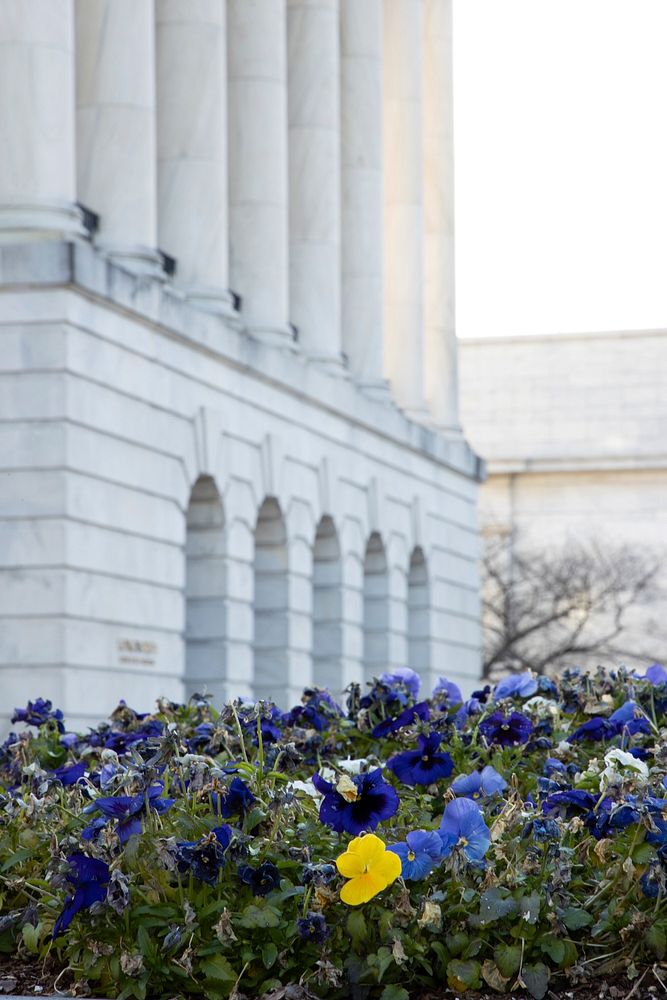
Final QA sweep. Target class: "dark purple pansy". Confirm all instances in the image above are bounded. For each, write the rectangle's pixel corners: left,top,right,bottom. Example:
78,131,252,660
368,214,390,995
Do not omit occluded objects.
371,701,430,739
478,711,533,747
175,825,232,885
53,852,110,938
211,776,256,818
12,699,64,732
51,761,87,786
297,911,329,943
312,767,399,834
387,732,453,786
238,861,280,896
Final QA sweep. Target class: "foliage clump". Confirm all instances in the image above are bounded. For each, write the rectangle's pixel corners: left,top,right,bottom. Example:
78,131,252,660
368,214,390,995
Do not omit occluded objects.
3,664,667,999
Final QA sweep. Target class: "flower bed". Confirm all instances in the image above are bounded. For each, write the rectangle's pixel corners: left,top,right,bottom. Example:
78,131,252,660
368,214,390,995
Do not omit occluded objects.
2,664,667,1000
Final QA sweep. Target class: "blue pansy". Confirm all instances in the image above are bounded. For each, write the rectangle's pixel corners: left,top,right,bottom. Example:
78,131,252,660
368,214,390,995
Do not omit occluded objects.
297,911,329,943
646,663,667,685
439,798,491,862
568,717,616,742
53,852,110,938
51,761,86,786
238,861,281,896
12,699,64,732
432,677,463,704
83,784,174,843
493,672,538,701
451,765,507,799
479,711,533,747
175,826,232,885
211,777,256,818
312,767,399,834
530,817,560,842
371,701,430,739
387,732,453,786
454,697,483,730
379,667,421,700
541,789,597,827
609,701,651,736
389,829,443,880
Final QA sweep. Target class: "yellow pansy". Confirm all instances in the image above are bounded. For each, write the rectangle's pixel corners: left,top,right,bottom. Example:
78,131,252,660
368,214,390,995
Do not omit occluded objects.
336,833,401,906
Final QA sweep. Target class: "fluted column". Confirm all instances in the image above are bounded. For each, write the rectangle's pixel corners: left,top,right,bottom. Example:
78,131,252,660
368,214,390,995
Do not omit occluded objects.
383,0,427,419
227,0,291,344
423,0,461,433
0,1,83,241
340,0,388,397
287,0,344,373
156,1,235,315
75,0,162,275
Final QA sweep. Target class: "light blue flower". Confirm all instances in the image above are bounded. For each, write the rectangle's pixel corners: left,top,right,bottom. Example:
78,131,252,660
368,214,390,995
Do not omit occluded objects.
645,663,667,685
379,667,421,700
439,797,491,862
389,829,443,880
432,677,463,704
450,765,507,799
494,672,538,701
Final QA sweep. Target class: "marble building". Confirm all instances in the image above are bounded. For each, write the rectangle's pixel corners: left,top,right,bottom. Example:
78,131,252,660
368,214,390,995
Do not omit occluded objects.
0,0,483,732
459,329,667,667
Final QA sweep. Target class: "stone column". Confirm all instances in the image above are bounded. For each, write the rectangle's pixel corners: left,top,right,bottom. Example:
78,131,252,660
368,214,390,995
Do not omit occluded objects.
227,0,291,344
75,0,162,275
423,0,461,433
156,0,235,316
340,0,388,397
0,1,83,241
287,0,344,373
383,0,428,419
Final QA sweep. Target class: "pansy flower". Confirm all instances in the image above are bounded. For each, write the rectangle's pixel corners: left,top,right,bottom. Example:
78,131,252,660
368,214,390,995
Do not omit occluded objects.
432,677,463,705
493,672,538,701
238,861,281,896
175,825,232,885
388,829,443,880
371,701,430,739
82,784,175,843
439,798,491,862
387,732,453,786
645,663,667,686
51,760,86,787
450,765,507,799
336,833,401,905
211,776,256,818
312,768,399,834
479,711,533,747
379,667,421,701
12,698,64,732
297,911,329,943
53,852,110,938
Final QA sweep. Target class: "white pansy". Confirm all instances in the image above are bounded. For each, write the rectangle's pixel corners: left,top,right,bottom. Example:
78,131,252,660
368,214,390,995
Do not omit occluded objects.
337,758,369,775
599,747,649,791
286,779,322,799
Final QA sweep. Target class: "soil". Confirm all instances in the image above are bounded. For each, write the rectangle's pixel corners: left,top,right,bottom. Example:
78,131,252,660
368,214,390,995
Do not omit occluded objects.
2,956,667,1000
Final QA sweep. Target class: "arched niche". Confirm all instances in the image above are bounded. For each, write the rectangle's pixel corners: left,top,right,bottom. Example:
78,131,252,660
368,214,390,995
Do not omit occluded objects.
253,497,288,704
363,531,389,686
312,515,342,693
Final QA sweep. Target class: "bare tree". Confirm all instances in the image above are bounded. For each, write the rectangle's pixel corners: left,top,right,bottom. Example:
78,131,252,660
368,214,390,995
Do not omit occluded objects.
481,530,665,678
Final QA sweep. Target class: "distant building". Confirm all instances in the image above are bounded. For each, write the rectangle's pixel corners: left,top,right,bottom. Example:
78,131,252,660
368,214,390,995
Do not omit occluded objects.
0,1,483,733
459,329,667,665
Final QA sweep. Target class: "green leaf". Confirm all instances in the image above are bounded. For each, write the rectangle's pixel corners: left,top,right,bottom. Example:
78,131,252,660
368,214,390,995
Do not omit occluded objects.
519,891,541,925
21,922,41,953
494,943,522,978
647,924,667,960
539,933,565,965
1,848,33,873
238,904,280,929
632,842,655,864
445,931,469,956
480,887,518,924
261,942,278,969
347,910,367,948
447,959,481,991
381,987,409,1000
561,907,593,931
522,962,550,1000
376,946,393,982
200,954,237,982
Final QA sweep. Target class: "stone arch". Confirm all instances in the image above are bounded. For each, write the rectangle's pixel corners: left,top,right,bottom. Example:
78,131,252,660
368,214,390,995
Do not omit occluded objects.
408,546,430,675
363,531,389,686
185,475,226,704
312,515,342,693
254,497,288,703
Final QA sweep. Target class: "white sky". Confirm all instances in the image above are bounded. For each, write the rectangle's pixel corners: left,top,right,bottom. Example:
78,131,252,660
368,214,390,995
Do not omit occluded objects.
453,0,667,338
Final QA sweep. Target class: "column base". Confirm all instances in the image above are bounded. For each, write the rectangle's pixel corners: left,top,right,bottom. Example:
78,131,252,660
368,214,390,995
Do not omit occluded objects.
307,351,349,378
358,377,392,402
181,285,240,321
248,324,299,350
0,200,85,243
98,242,166,279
